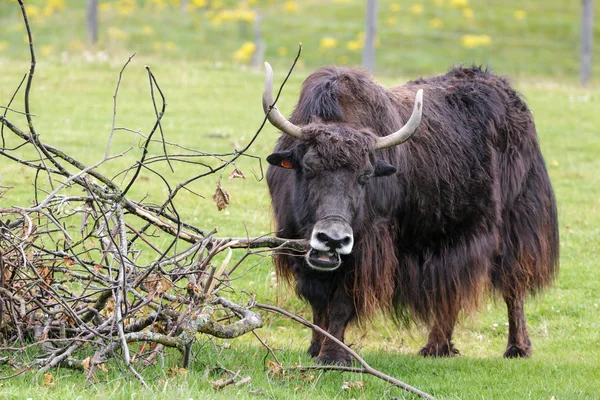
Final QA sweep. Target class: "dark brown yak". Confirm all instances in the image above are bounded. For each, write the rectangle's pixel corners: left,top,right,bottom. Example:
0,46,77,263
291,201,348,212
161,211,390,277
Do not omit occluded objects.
263,62,558,365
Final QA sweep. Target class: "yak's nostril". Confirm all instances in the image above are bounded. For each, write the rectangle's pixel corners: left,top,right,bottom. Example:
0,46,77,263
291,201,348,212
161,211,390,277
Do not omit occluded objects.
341,236,352,246
316,232,329,243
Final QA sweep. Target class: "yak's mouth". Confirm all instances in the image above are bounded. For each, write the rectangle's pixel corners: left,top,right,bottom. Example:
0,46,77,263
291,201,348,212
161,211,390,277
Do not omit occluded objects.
305,248,342,271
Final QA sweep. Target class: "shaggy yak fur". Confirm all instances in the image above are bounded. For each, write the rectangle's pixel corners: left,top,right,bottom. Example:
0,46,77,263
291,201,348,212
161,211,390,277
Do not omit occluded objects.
265,66,559,365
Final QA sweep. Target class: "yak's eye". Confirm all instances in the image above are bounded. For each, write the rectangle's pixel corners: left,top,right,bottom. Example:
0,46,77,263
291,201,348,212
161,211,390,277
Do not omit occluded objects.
302,159,318,177
358,170,372,185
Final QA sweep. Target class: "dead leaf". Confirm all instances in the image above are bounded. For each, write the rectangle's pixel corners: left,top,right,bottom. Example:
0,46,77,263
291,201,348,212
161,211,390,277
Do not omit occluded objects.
82,356,92,370
43,372,55,387
266,360,284,377
212,181,230,211
228,168,246,182
100,296,115,317
63,256,74,266
144,273,173,300
167,367,188,377
341,380,364,391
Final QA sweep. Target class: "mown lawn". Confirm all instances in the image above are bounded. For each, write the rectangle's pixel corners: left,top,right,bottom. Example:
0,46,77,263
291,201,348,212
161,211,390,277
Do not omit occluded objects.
1,1,600,399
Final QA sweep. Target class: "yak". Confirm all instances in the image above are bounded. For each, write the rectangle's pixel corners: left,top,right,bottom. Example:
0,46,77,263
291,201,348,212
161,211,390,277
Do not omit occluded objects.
262,62,559,365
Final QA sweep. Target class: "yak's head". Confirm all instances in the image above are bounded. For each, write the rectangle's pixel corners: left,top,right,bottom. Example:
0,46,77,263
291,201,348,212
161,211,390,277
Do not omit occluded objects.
262,63,423,271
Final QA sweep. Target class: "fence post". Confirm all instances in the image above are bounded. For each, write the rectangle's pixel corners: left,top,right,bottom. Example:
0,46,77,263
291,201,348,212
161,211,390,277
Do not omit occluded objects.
86,0,98,45
251,11,266,70
362,0,378,73
580,0,594,86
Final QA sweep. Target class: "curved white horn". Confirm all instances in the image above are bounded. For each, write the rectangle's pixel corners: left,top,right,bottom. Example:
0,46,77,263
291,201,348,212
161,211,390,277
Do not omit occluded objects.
262,62,303,139
373,89,423,150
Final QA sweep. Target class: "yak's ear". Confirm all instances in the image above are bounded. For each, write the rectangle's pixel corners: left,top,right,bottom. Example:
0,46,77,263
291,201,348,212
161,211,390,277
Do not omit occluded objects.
267,150,296,169
373,160,397,177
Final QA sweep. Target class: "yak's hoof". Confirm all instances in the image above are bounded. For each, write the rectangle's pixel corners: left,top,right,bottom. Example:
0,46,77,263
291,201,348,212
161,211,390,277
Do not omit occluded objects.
419,343,460,357
315,353,352,366
504,344,531,358
307,342,321,358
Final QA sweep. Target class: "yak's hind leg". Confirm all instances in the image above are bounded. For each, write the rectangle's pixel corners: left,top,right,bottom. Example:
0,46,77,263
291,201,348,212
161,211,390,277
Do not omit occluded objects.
503,293,531,358
419,308,460,357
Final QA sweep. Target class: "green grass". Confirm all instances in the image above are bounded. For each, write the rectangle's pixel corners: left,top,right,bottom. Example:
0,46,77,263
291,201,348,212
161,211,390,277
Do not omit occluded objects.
1,1,600,399
0,0,598,81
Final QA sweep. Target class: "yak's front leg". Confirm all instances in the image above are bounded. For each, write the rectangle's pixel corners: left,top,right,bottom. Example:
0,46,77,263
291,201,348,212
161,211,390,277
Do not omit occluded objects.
315,287,355,366
307,302,328,358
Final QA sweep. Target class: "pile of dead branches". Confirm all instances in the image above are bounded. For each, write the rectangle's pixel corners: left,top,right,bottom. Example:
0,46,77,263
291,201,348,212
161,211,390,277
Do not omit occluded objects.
0,3,433,398
0,1,308,386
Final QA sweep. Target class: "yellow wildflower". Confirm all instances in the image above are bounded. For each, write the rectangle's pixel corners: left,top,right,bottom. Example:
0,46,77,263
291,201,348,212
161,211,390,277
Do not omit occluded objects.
233,41,256,62
68,39,84,52
164,41,176,51
284,1,299,13
41,45,54,56
25,5,40,18
99,2,112,12
191,0,208,6
462,8,473,18
460,34,492,48
514,10,527,20
0,41,9,52
347,40,362,52
107,27,129,40
142,26,154,35
319,37,337,51
434,0,445,5
390,3,401,12
278,46,288,56
409,4,423,15
430,18,444,29
449,0,468,7
385,17,397,27
116,0,136,15
211,0,224,9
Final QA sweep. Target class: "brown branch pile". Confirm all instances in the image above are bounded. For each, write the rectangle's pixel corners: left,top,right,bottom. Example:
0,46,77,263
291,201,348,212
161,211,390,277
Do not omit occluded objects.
0,4,434,398
0,1,306,386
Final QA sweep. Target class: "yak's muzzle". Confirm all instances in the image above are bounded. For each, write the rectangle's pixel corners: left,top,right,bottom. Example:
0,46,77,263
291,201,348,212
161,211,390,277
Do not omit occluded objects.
305,219,353,271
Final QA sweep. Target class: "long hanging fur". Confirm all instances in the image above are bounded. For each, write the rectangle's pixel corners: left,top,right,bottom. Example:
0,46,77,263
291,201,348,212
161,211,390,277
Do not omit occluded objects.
267,65,559,330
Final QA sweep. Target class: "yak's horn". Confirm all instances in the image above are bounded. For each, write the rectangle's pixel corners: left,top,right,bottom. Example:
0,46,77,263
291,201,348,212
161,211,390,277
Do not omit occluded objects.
262,62,303,139
373,89,423,150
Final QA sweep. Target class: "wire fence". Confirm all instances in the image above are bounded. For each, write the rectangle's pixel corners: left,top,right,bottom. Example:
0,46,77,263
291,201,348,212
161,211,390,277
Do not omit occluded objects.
0,0,597,82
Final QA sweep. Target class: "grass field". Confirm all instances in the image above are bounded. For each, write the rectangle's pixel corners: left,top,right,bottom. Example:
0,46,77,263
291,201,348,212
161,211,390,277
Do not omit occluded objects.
1,1,600,399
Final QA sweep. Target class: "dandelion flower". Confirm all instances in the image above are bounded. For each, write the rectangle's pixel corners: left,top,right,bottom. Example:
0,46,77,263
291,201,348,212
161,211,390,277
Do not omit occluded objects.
430,18,444,29
319,37,337,51
41,45,54,56
462,8,474,18
233,41,256,62
460,34,492,48
347,40,362,52
450,0,468,7
409,4,423,15
514,10,527,20
284,1,299,13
